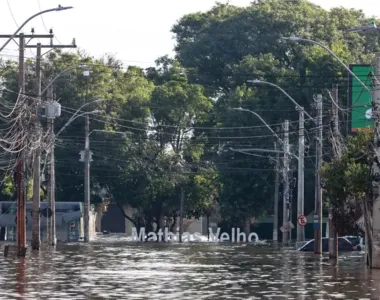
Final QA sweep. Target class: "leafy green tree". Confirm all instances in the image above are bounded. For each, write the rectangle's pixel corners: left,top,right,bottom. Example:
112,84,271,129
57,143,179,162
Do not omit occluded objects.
171,0,380,230
320,131,372,235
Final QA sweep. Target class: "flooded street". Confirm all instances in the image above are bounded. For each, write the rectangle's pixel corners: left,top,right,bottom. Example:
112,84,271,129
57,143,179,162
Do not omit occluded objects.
0,234,379,299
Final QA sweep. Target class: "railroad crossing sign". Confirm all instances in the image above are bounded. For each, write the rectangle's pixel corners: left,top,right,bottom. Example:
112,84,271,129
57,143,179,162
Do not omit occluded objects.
280,222,295,233
297,215,307,226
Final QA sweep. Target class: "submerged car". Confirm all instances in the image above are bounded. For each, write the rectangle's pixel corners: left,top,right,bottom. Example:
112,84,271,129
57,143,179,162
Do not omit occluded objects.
297,237,355,252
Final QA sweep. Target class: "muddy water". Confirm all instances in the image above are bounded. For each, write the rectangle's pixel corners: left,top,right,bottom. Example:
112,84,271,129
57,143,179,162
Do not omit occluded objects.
0,234,379,299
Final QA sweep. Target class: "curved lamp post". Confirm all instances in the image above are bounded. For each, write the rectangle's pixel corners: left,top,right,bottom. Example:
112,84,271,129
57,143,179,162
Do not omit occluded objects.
231,107,292,244
281,36,370,93
55,99,105,138
41,65,92,96
247,79,315,123
232,107,283,142
247,79,307,244
0,5,73,52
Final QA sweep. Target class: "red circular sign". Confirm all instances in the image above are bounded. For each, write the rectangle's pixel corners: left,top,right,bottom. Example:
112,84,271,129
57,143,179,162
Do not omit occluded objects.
297,215,307,226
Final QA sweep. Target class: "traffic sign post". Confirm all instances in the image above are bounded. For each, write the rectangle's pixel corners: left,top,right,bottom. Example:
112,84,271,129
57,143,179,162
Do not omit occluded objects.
313,214,319,230
280,222,295,233
280,224,290,233
356,214,373,232
297,215,307,226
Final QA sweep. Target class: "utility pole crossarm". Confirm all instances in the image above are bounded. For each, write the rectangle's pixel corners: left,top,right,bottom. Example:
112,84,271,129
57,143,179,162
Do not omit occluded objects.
0,34,53,38
0,5,73,52
25,45,77,48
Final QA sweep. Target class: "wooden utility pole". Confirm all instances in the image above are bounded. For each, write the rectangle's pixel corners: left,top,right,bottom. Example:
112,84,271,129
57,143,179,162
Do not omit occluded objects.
1,33,54,257
0,32,75,251
17,33,27,257
28,36,76,247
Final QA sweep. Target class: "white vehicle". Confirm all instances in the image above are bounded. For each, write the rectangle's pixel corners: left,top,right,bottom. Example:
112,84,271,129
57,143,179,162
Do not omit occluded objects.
297,237,355,252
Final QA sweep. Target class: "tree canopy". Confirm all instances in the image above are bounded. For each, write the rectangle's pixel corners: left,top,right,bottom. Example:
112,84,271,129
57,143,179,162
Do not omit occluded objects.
1,0,379,235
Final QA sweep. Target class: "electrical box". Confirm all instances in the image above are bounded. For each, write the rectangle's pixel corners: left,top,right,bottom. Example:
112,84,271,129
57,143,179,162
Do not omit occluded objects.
53,102,61,117
44,101,61,118
79,150,84,162
79,150,93,162
45,103,55,118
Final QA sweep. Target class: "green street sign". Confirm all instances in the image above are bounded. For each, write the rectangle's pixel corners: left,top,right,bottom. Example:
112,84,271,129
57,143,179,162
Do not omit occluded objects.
348,64,374,133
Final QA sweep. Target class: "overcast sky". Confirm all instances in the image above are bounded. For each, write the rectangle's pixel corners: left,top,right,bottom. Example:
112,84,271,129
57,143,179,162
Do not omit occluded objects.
0,0,378,68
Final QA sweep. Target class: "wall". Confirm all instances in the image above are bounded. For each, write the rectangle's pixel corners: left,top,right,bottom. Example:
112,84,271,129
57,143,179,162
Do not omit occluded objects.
124,205,134,235
101,203,125,233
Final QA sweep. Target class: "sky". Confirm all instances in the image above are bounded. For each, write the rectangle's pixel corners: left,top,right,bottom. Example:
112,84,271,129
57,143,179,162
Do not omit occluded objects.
0,0,378,68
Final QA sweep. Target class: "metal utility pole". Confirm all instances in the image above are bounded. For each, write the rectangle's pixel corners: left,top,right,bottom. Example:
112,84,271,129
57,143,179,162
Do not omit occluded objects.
328,85,339,259
16,33,27,257
50,88,56,246
296,107,305,245
273,142,280,242
282,120,290,244
83,72,91,243
179,187,184,243
372,54,380,268
314,94,323,254
31,43,42,250
0,31,74,253
46,86,54,245
45,85,61,246
84,110,90,243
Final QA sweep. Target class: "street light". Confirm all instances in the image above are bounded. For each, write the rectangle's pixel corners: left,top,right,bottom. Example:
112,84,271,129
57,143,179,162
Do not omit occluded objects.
345,21,379,33
231,107,283,142
89,129,127,138
55,108,104,139
32,64,92,248
0,5,73,52
83,128,126,243
231,107,292,244
247,79,315,123
247,79,307,244
41,65,92,96
281,36,370,252
281,36,370,93
44,96,103,246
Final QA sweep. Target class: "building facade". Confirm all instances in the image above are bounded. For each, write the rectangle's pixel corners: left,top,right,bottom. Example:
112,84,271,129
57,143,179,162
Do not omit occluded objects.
0,201,96,242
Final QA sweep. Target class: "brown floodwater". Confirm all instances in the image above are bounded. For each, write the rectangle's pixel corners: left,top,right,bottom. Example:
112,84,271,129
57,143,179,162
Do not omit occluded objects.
0,234,379,299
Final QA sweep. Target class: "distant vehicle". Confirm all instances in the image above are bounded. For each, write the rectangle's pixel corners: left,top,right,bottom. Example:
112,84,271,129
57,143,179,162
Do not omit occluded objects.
360,236,365,250
297,237,355,252
343,236,363,250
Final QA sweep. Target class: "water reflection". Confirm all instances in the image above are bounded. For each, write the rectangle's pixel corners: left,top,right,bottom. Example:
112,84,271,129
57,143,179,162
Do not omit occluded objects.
0,235,379,299
15,257,25,297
